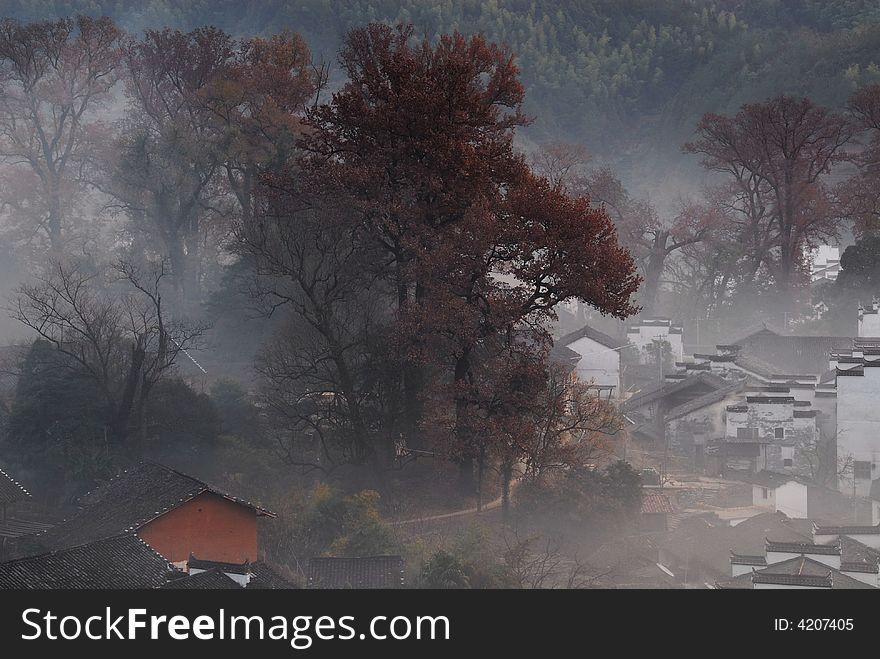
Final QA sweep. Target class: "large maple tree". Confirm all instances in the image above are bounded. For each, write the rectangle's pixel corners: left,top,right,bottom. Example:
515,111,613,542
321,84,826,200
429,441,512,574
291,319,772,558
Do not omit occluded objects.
294,24,640,488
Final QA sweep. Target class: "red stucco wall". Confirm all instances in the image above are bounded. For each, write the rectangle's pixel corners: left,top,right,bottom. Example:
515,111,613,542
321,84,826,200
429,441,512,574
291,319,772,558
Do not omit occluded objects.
136,492,258,563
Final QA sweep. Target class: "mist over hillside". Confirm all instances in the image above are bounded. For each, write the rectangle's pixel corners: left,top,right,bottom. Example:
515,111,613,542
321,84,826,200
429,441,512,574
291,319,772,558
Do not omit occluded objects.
2,0,879,206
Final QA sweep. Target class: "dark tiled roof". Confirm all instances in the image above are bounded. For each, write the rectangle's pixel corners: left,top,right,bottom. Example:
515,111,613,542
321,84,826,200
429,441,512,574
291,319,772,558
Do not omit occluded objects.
628,422,664,443
0,467,30,506
37,462,274,551
682,362,711,370
0,518,54,539
307,556,405,589
186,555,296,589
641,494,674,515
765,540,840,556
548,343,580,367
840,562,879,574
622,372,728,412
189,555,250,574
715,572,756,589
0,534,172,589
815,524,880,536
839,535,880,570
752,572,833,588
730,553,766,566
727,324,786,346
736,332,852,376
744,471,796,489
665,380,746,421
751,556,872,589
661,512,812,577
161,568,241,589
558,324,623,350
247,562,298,589
693,353,736,362
732,354,778,380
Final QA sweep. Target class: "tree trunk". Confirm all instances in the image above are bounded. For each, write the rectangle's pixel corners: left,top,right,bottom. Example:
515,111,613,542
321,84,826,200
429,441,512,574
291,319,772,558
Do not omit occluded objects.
402,364,423,446
399,280,424,449
109,343,146,445
130,377,153,458
641,234,668,316
47,180,63,253
453,349,476,495
167,238,188,311
500,461,513,522
184,228,201,308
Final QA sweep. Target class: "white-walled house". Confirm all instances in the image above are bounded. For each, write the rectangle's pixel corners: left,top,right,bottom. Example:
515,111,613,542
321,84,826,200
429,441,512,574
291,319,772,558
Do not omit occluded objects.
725,394,819,475
747,470,866,522
556,325,625,396
663,380,745,470
626,318,684,364
621,371,733,446
751,475,809,518
831,343,880,497
722,539,878,589
859,300,880,337
811,245,840,284
872,482,880,525
814,523,880,550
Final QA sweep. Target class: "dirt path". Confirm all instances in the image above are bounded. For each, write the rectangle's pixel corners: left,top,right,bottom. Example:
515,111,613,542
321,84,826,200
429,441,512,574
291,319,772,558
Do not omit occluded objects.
391,481,520,526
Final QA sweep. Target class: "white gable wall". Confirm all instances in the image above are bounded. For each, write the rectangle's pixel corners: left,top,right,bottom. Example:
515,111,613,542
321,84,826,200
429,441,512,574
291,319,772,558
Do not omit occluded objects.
566,335,621,392
731,563,757,577
775,481,810,519
814,532,880,550
839,569,878,586
628,324,684,363
836,369,880,496
753,484,776,509
859,308,880,337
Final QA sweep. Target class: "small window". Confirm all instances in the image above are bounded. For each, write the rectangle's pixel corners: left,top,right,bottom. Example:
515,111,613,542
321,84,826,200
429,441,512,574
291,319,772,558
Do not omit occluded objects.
854,461,872,480
775,428,784,439
783,458,793,468
737,427,758,439
762,487,768,499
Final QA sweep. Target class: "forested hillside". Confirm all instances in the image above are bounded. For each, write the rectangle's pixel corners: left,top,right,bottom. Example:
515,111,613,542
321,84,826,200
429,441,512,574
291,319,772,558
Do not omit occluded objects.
3,1,879,184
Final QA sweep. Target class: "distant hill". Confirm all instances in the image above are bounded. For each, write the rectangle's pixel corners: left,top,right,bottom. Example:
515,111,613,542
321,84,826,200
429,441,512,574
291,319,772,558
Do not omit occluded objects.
2,0,879,203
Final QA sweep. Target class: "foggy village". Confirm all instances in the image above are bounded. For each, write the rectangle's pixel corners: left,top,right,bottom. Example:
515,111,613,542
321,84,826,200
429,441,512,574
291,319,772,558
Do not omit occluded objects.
2,1,880,592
